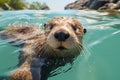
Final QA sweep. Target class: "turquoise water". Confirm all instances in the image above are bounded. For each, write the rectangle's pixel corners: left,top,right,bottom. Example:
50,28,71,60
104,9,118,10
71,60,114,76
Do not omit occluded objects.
0,10,120,80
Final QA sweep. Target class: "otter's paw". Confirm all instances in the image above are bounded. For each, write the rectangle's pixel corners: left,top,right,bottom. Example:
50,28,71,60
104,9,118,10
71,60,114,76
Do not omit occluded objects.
10,68,32,80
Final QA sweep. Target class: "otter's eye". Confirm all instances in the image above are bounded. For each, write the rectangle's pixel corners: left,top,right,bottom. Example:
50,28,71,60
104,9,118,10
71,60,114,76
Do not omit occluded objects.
71,24,77,31
49,24,56,30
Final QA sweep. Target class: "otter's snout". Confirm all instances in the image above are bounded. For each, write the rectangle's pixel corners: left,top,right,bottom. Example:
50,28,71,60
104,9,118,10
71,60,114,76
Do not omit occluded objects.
54,31,70,41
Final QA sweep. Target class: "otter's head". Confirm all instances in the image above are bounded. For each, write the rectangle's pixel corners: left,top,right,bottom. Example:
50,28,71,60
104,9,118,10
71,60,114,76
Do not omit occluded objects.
44,17,86,57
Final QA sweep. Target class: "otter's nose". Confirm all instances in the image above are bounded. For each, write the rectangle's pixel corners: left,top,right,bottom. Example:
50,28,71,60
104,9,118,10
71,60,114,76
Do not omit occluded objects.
54,31,70,41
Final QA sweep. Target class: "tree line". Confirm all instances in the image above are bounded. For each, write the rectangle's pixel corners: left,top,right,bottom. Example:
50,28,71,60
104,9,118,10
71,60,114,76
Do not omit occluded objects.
0,0,49,10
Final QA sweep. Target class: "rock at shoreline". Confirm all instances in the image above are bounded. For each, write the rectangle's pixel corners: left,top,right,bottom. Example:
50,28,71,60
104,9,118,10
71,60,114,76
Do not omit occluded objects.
41,6,50,10
65,0,120,10
65,0,88,10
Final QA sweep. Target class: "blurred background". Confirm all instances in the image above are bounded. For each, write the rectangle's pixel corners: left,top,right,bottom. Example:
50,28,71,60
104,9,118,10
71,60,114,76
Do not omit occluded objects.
0,0,76,10
0,0,120,10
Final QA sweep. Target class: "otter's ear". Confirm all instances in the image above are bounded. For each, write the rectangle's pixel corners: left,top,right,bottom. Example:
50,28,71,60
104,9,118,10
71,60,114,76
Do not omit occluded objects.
44,23,46,27
44,23,47,29
84,28,87,34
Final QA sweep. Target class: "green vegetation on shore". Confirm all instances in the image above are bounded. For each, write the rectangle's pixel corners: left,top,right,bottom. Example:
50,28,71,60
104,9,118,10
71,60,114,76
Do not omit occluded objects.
0,0,49,10
29,2,49,10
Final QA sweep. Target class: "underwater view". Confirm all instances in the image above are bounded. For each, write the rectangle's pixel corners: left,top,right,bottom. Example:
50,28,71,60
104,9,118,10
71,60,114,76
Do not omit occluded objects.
0,10,120,80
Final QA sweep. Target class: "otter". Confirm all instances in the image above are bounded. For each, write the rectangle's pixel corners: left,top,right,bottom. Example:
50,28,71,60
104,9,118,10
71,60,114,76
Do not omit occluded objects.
0,16,86,80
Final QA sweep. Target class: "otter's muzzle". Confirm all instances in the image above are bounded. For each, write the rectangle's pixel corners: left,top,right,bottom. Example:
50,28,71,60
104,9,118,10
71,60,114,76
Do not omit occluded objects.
54,30,70,41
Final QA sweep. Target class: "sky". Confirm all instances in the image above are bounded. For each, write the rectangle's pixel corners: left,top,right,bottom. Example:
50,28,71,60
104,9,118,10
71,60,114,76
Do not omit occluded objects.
25,0,76,10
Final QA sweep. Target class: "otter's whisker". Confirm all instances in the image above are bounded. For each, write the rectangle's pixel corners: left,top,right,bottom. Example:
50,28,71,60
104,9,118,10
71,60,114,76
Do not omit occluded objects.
72,43,80,54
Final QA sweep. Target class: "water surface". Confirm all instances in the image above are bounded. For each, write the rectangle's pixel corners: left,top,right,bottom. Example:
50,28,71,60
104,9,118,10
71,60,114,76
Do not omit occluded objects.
0,10,120,80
